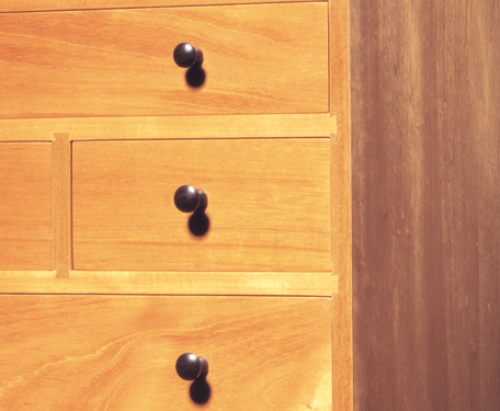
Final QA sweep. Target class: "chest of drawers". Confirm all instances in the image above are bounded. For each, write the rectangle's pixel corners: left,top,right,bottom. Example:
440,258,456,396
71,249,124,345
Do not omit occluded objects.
0,1,352,410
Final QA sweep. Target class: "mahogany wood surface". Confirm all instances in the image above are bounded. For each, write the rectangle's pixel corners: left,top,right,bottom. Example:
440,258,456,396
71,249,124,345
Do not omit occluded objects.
72,138,331,272
0,3,328,118
0,142,53,270
351,0,500,410
0,295,332,410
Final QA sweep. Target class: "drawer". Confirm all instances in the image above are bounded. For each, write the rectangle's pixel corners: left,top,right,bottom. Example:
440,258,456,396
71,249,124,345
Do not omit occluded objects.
0,142,52,270
0,0,317,12
0,3,328,118
72,138,331,272
0,295,332,410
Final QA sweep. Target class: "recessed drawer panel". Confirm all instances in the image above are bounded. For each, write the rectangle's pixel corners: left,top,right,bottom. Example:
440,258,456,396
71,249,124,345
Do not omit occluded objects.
0,3,328,118
72,138,331,272
0,295,332,410
0,142,52,270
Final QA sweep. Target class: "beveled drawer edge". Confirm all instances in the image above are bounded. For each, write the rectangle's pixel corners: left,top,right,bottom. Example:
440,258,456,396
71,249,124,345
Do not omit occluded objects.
0,271,337,297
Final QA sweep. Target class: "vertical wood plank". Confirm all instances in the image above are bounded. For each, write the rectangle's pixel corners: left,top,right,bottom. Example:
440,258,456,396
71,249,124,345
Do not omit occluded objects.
330,0,353,409
351,0,500,410
52,133,71,278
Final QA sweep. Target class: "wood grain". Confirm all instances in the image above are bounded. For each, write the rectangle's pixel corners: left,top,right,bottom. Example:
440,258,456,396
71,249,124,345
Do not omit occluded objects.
72,138,331,272
329,0,353,409
0,295,332,411
0,142,53,270
0,3,328,118
0,271,337,296
0,113,337,142
0,2,343,411
52,134,71,278
0,0,322,12
351,0,500,410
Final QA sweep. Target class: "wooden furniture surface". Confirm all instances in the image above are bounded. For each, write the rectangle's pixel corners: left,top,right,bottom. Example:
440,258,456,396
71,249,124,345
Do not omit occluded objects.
0,1,351,411
0,142,53,270
72,138,331,272
351,0,500,410
0,0,320,11
0,3,328,118
0,296,332,410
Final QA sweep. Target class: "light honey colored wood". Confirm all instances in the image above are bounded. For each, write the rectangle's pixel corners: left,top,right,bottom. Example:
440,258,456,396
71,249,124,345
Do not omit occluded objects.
72,138,331,272
0,113,337,141
0,1,350,410
0,271,337,296
0,142,53,270
329,0,353,410
0,3,328,118
0,295,332,411
0,0,322,12
52,134,71,278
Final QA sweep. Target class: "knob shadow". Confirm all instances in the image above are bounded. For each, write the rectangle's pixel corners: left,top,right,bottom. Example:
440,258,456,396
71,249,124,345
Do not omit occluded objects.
190,377,211,405
188,210,210,237
185,63,206,88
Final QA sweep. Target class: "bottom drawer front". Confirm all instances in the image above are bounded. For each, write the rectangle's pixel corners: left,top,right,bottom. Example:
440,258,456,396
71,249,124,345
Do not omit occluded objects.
0,296,332,410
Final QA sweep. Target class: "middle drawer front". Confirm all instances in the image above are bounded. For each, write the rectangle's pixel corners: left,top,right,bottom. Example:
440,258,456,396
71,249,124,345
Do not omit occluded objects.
0,3,328,118
72,138,331,272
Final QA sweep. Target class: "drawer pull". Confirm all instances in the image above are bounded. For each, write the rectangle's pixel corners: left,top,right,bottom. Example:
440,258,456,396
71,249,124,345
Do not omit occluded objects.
176,353,209,381
173,43,204,69
174,185,208,214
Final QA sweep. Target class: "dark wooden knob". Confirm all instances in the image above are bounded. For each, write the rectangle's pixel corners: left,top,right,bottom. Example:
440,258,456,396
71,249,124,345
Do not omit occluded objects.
173,43,204,68
174,185,207,213
176,353,209,381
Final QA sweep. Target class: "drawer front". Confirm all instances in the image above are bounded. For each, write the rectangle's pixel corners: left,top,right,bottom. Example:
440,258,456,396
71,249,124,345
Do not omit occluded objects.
0,295,332,410
0,142,52,270
0,0,318,12
72,138,331,272
0,3,328,118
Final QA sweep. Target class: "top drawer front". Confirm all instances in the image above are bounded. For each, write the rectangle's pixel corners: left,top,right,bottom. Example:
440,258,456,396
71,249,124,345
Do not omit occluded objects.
0,3,328,118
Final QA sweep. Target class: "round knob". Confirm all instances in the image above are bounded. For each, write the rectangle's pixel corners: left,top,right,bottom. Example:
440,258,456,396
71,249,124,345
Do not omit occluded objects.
174,185,207,213
173,43,204,68
176,353,209,380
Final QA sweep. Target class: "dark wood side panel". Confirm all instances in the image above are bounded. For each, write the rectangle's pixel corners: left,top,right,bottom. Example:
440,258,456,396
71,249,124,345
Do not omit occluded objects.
351,0,500,410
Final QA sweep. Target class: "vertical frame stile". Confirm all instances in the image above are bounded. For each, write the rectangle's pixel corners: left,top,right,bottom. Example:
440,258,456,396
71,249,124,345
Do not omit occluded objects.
329,0,353,409
53,133,71,279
